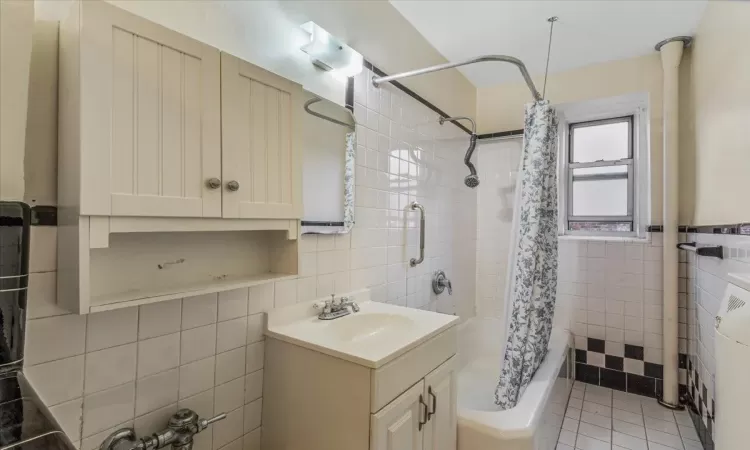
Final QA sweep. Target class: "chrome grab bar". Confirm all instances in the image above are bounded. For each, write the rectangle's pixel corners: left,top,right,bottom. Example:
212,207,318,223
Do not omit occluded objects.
410,202,425,267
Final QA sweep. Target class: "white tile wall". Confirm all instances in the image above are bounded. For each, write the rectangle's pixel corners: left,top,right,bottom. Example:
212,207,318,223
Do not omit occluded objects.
686,232,750,426
23,66,478,449
474,138,522,319
556,236,669,360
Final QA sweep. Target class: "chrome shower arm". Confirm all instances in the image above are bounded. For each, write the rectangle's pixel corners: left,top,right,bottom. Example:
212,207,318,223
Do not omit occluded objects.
439,116,475,134
372,55,543,101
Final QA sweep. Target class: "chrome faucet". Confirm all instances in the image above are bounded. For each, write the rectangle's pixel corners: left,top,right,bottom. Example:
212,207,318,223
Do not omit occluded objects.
99,409,226,450
313,294,360,320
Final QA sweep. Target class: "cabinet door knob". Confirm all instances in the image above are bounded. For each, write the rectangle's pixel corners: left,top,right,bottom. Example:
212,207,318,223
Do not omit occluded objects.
226,180,240,192
206,178,221,189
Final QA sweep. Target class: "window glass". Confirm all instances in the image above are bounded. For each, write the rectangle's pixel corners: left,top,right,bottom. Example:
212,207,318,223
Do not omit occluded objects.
571,178,628,216
570,121,630,163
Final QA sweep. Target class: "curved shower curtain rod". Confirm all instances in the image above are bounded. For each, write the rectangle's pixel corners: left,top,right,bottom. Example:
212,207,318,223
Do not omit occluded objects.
371,55,543,102
303,97,356,130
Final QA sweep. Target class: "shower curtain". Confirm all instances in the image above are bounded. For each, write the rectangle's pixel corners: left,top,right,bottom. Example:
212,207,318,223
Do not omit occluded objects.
495,101,559,409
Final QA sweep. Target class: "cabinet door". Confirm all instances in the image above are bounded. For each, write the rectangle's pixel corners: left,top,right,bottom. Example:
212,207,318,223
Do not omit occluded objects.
79,1,221,217
220,52,303,219
371,380,425,450
423,357,457,450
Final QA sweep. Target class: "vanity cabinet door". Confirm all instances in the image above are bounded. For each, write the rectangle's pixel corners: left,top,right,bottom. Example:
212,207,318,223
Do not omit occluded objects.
71,0,222,217
371,380,425,450
220,52,303,219
423,357,457,450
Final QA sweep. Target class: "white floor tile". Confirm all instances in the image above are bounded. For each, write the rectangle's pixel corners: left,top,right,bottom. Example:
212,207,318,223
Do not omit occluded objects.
612,431,648,450
575,434,612,450
674,411,693,426
557,443,575,450
559,429,578,446
677,424,700,442
642,403,677,422
613,398,642,414
681,439,703,450
645,416,680,435
585,391,613,407
581,411,611,429
612,408,643,426
585,384,613,395
572,389,585,400
646,428,685,449
648,443,684,450
569,397,584,409
583,401,612,418
566,406,582,420
563,417,579,433
612,419,645,439
578,421,612,443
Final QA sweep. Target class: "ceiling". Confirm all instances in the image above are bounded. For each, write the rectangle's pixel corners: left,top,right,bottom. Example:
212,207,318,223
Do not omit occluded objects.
390,0,708,87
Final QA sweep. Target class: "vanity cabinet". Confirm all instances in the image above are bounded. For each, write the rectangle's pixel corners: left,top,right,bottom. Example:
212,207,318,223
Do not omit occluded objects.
56,0,303,313
371,358,457,450
263,325,458,450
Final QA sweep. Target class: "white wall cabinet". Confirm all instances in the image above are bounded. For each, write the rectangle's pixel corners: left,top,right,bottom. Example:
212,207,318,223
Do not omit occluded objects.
263,327,458,450
0,0,34,201
57,0,303,313
221,53,303,219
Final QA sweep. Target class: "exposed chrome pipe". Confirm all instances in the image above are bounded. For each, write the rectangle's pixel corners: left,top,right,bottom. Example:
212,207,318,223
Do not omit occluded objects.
303,97,356,130
439,116,479,188
372,55,543,101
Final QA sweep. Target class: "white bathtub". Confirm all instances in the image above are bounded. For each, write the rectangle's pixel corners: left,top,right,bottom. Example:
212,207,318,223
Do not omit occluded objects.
456,318,574,450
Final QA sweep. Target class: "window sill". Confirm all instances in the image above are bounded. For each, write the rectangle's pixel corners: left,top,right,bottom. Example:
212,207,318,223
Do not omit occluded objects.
558,234,650,244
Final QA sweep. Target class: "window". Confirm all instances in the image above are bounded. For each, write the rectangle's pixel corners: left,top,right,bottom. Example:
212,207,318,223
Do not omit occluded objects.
558,94,649,238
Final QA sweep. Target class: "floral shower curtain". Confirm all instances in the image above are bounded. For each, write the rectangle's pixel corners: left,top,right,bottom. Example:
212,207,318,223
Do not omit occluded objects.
495,101,559,409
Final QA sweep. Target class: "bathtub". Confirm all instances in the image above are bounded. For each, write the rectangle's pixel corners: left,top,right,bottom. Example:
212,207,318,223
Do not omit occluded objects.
456,318,574,450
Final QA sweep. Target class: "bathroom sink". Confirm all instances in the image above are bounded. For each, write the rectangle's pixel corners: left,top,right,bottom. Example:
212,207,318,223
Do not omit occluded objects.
324,313,415,343
265,290,459,368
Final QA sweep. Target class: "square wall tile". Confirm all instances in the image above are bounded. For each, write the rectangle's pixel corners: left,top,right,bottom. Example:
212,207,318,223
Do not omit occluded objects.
137,333,180,379
181,293,217,330
84,343,137,394
86,308,138,352
180,324,216,365
25,355,85,406
216,317,247,354
218,289,248,321
135,368,179,416
139,299,181,340
179,357,215,399
25,314,87,365
215,347,246,386
82,382,135,438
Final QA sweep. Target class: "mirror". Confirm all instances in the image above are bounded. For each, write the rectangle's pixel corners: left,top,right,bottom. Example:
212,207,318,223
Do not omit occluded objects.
301,90,356,234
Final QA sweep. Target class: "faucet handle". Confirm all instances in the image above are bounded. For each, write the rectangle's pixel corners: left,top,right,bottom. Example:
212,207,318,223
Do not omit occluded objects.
197,413,227,432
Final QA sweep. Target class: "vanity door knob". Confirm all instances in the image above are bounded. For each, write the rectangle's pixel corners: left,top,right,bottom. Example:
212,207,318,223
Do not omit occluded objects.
206,178,221,189
226,180,240,192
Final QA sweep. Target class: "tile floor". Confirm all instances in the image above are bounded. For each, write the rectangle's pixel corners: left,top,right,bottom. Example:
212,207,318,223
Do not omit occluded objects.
558,382,703,450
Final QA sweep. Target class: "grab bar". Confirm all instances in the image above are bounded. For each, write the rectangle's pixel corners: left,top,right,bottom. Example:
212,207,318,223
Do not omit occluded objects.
410,202,425,267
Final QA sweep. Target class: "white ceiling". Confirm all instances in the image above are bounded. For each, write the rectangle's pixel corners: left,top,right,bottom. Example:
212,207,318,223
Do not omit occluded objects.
390,0,707,87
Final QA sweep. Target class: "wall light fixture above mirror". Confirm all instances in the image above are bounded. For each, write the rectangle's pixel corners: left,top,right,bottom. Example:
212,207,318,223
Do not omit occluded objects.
300,21,363,80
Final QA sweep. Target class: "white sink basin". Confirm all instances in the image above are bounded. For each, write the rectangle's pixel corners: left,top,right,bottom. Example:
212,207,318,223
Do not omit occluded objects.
265,290,459,368
324,313,415,343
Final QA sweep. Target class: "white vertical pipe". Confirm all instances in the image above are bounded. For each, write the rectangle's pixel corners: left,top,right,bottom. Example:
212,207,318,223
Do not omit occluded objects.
656,37,689,409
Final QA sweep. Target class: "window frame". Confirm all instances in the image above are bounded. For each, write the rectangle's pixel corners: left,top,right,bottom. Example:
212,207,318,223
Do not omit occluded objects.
567,115,634,233
557,94,650,239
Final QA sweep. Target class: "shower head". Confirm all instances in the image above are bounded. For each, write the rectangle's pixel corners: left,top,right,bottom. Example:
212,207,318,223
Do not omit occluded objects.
464,174,480,188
